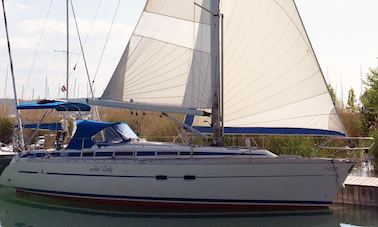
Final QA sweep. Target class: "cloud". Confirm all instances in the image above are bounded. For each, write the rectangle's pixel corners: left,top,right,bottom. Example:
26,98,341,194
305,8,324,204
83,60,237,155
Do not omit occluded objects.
1,15,134,99
3,0,28,12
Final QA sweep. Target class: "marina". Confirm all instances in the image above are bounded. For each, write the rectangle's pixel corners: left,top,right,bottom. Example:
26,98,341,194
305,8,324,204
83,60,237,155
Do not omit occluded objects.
1,0,378,225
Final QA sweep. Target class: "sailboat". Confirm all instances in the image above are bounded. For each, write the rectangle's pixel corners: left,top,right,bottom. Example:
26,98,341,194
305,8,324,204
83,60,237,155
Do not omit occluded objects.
0,0,361,211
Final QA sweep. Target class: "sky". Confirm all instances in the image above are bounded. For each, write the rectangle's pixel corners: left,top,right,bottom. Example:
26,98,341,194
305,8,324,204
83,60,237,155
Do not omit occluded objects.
1,0,378,103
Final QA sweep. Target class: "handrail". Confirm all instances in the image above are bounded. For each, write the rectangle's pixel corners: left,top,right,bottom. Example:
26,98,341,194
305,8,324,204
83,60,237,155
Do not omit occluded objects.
311,136,375,157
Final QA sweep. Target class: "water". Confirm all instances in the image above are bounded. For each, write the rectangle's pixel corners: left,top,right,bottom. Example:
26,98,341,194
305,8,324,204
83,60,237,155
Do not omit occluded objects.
0,186,377,227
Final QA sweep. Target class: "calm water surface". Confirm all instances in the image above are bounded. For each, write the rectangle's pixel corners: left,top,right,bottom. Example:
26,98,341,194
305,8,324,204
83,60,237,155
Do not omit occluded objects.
0,186,377,227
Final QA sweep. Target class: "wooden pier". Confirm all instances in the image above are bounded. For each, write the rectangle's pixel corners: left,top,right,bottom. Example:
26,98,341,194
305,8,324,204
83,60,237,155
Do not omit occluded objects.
333,176,378,207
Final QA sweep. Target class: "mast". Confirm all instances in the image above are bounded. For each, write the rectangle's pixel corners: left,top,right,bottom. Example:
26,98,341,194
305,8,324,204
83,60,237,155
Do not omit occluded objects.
210,0,223,146
1,0,25,148
66,0,69,100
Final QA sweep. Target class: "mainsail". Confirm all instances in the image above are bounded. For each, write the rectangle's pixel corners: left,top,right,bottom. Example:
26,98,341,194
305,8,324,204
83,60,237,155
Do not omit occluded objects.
102,0,346,136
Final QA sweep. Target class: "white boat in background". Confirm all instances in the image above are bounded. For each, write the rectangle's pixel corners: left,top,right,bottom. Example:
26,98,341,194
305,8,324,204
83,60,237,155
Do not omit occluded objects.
0,142,15,174
0,0,371,211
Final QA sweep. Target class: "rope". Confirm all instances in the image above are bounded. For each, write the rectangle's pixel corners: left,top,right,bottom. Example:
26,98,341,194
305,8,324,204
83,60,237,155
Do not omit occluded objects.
25,0,54,89
71,0,102,75
92,0,121,85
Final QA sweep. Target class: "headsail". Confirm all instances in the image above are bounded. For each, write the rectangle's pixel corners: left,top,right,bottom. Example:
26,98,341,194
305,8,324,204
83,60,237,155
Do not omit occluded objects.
103,0,213,109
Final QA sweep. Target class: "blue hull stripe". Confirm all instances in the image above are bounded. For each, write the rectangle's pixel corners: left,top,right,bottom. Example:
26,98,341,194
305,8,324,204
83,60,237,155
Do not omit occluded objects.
16,187,331,206
193,126,345,137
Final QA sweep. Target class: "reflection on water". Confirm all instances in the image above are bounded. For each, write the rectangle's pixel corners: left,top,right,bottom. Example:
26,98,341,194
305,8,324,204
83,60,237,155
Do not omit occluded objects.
0,186,377,227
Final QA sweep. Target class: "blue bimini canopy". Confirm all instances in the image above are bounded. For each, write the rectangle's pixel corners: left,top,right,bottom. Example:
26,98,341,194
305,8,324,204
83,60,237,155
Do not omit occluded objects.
23,123,62,131
17,100,91,112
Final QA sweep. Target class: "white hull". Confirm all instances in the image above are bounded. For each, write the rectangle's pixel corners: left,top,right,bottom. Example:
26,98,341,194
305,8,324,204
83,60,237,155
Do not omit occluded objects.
0,145,352,211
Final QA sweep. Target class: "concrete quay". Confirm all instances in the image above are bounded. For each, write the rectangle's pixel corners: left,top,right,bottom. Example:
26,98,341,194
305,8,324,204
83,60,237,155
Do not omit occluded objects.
333,176,378,207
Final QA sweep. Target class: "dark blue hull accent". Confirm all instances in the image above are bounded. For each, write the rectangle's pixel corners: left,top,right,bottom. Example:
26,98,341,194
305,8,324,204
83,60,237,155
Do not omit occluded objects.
16,187,331,207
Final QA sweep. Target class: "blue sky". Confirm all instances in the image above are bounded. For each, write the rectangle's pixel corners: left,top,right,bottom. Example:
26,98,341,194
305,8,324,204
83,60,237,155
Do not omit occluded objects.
1,0,378,103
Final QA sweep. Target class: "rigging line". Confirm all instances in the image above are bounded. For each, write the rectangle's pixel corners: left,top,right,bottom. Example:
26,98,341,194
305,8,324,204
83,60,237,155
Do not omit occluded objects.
70,0,94,100
124,45,186,86
226,69,320,114
71,0,103,72
24,0,53,88
226,92,329,123
92,0,120,84
124,61,189,92
225,33,302,104
126,83,186,96
228,113,338,127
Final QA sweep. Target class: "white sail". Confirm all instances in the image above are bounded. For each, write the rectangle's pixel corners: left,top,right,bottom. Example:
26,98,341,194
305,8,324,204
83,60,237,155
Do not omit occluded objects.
218,0,346,135
103,0,213,109
103,0,346,136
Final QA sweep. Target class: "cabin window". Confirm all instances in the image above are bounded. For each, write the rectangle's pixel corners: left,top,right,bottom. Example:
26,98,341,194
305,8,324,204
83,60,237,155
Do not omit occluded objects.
95,152,113,157
184,175,196,180
82,152,94,157
67,152,81,157
156,175,168,180
115,151,133,156
113,124,138,140
91,127,123,144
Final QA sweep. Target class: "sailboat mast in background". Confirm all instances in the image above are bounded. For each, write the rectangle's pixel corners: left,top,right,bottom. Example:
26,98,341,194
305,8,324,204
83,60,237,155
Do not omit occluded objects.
1,0,25,148
66,0,69,100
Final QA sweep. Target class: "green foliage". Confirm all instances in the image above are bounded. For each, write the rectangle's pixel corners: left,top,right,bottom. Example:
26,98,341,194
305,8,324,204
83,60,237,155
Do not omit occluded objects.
328,83,337,104
347,87,357,112
360,68,378,135
0,116,13,144
369,128,378,167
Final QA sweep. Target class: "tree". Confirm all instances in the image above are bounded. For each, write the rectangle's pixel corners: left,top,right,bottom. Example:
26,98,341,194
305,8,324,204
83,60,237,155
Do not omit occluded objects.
347,87,357,112
327,84,337,104
360,68,378,135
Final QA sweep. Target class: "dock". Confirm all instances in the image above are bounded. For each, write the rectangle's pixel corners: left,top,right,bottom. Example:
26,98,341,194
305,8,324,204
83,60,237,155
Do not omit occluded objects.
333,176,378,207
